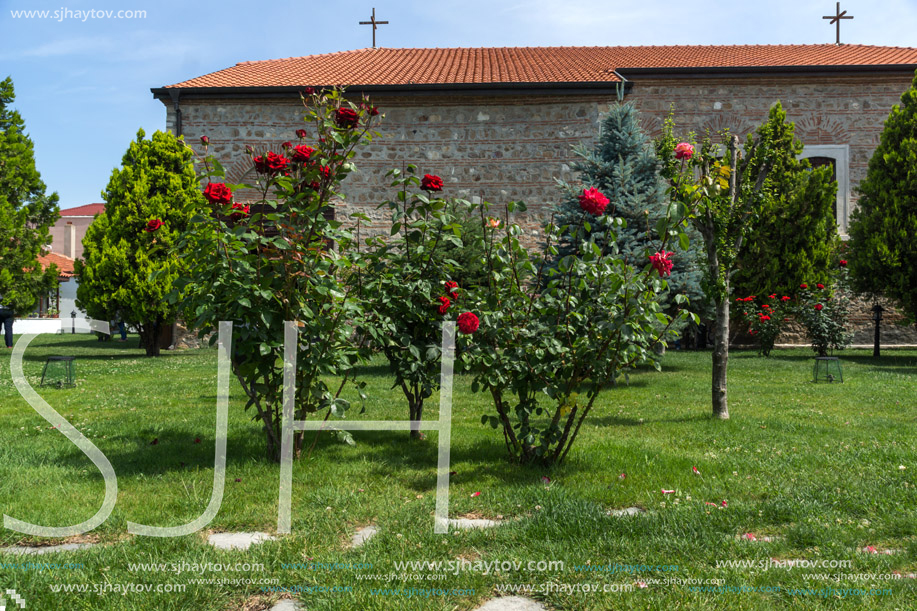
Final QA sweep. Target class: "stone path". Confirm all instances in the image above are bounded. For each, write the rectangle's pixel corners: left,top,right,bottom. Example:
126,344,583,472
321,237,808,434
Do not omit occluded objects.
474,595,548,610
0,543,94,555
268,600,304,611
607,507,645,517
207,532,275,551
351,525,378,548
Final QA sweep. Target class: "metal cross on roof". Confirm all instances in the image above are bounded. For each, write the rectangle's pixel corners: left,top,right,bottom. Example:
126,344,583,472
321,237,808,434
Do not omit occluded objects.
359,8,389,49
823,2,854,45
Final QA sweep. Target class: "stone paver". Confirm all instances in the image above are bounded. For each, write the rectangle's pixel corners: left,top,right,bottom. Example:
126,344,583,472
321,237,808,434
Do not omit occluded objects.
268,600,304,611
0,543,94,555
606,507,645,517
474,595,548,611
351,525,378,548
207,532,275,551
448,518,501,530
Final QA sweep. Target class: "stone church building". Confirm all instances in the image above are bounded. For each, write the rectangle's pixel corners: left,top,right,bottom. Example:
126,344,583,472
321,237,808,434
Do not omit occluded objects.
152,45,917,343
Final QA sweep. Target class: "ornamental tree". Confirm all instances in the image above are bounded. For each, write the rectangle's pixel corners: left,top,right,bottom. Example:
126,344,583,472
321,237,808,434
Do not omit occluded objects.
556,100,707,314
660,106,800,419
848,73,917,323
76,129,204,356
0,77,60,315
360,168,466,439
174,89,378,461
462,191,692,466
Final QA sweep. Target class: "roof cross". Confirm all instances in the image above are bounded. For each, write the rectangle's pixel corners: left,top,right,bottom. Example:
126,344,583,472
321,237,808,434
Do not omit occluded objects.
359,8,389,49
823,2,854,45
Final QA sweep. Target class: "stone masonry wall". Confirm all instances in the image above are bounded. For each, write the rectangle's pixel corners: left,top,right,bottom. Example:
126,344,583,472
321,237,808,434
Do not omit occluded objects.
164,73,917,343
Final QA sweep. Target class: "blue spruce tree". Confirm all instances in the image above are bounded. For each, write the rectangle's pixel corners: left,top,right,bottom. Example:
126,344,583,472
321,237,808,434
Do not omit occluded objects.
553,100,707,324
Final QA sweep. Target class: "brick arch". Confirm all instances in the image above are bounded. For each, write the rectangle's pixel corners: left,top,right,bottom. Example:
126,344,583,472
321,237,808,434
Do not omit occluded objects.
794,115,849,145
699,114,755,139
638,115,663,139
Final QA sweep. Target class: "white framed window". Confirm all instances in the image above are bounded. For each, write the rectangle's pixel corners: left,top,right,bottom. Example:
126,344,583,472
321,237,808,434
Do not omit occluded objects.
798,144,850,235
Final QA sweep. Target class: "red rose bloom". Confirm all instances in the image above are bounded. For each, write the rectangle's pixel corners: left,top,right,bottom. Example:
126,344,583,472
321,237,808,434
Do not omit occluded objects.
769,294,776,299
437,296,451,315
800,284,808,289
649,251,674,277
303,87,315,95
816,283,825,289
761,304,770,309
317,165,332,180
200,135,209,145
203,182,233,205
445,281,459,300
781,296,791,302
295,129,307,139
421,174,444,192
457,312,479,335
230,203,250,221
814,303,824,311
292,145,315,163
281,141,292,150
839,260,848,267
254,151,290,175
744,297,755,303
144,219,163,233
578,187,609,216
334,107,360,129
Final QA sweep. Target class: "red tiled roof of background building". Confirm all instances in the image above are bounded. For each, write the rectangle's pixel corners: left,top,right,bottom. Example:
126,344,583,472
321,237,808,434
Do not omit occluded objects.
38,252,76,278
162,45,917,89
60,203,105,217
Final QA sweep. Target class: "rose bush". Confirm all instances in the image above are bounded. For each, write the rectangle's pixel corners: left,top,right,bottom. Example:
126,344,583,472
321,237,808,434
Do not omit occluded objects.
172,88,380,460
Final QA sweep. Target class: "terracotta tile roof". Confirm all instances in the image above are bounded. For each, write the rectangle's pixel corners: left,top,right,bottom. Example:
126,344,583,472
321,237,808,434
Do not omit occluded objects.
38,252,75,278
162,45,917,89
60,203,105,217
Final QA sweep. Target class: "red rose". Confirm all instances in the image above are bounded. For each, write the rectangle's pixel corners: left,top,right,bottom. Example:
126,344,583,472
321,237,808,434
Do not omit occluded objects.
839,260,848,267
761,304,770,309
744,297,754,303
254,151,290,175
334,107,360,129
578,187,609,216
457,312,479,335
759,315,771,321
295,129,307,139
421,174,444,192
245,144,255,154
816,283,825,289
303,87,315,95
281,141,292,150
437,296,451,315
800,284,808,289
648,251,674,277
445,281,459,300
318,165,332,180
144,219,163,233
203,182,233,205
230,203,250,221
200,135,209,145
768,294,776,299
814,303,824,311
292,145,314,163
781,296,791,302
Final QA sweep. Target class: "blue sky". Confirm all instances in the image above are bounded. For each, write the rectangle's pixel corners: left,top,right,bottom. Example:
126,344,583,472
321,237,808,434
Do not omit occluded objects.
1,0,915,210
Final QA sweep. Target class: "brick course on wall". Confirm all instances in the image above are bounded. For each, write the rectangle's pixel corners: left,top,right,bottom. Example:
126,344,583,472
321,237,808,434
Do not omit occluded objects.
163,73,917,343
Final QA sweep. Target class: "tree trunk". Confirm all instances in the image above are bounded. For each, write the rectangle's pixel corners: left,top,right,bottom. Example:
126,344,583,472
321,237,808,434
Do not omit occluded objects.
711,295,730,419
409,397,424,440
139,321,161,357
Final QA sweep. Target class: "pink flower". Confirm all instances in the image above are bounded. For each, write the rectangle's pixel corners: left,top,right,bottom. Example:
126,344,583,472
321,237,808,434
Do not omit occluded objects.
486,217,501,229
578,187,609,216
675,142,694,160
661,489,675,494
470,492,481,498
649,251,674,277
865,546,877,554
637,581,647,589
743,533,757,541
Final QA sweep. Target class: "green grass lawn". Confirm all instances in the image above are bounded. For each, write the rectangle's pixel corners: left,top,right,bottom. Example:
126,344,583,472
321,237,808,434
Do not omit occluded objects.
1,334,915,610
